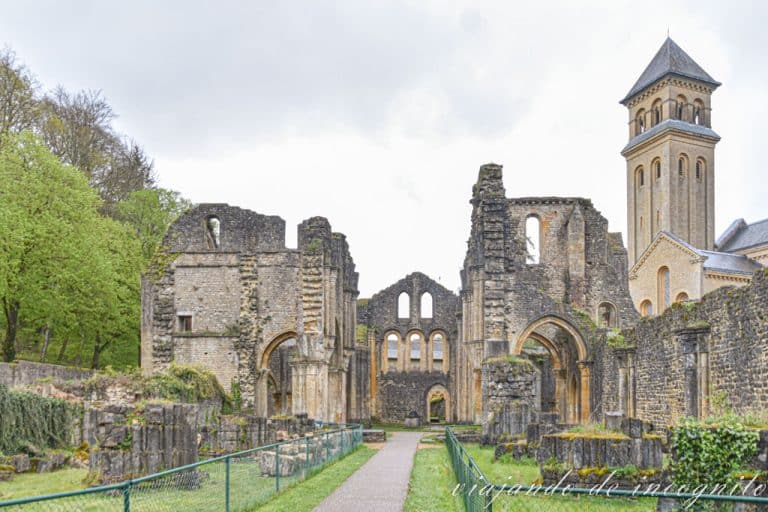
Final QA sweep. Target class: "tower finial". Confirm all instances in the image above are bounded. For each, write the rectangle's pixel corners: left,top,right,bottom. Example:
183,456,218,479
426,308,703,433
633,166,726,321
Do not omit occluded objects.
667,27,670,38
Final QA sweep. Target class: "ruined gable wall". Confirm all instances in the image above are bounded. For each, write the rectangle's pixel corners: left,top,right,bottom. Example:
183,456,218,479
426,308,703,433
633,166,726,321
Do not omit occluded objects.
363,272,459,423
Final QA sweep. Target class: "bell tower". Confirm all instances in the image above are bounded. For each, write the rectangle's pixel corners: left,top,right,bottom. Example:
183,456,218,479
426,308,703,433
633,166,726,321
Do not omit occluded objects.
621,38,720,263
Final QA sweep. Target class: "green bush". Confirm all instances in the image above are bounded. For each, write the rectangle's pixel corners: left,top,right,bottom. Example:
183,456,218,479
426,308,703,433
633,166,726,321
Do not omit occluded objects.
671,416,759,490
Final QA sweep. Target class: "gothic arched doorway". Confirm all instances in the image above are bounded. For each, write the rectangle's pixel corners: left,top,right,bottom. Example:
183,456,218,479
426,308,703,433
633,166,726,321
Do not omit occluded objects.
513,315,591,424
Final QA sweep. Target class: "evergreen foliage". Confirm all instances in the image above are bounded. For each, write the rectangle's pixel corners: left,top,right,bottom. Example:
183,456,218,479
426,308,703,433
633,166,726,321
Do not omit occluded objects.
0,383,80,454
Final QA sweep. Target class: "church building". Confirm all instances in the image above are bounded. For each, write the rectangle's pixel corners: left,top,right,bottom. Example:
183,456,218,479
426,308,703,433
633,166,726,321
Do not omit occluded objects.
622,38,767,315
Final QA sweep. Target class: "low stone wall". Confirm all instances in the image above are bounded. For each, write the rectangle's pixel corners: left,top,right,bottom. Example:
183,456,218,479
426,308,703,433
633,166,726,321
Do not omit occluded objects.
87,403,199,484
0,361,93,389
481,357,539,443
536,433,663,470
198,414,315,456
87,400,319,484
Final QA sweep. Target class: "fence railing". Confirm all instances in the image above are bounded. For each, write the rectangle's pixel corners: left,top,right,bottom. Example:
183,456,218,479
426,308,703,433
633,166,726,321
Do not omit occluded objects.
0,423,363,511
446,426,768,512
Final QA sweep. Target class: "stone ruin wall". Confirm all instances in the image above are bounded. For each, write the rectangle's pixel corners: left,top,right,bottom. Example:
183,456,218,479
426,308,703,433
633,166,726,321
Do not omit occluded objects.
141,204,368,423
459,164,638,425
359,272,460,424
602,269,768,427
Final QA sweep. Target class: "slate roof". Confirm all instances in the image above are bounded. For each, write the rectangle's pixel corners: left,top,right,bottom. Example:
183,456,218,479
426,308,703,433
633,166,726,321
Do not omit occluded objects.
717,218,768,252
621,38,721,105
661,231,763,275
622,118,720,154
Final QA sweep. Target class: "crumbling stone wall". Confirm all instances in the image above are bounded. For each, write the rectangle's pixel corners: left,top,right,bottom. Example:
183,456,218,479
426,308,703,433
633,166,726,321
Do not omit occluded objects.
359,272,459,424
603,269,768,427
0,361,93,389
459,164,638,426
482,357,539,441
141,204,365,423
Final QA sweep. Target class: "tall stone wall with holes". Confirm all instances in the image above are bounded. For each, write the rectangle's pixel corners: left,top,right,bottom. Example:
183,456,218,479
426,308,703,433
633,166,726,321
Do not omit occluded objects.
359,272,460,424
602,269,768,427
458,164,638,425
141,204,364,423
482,358,540,441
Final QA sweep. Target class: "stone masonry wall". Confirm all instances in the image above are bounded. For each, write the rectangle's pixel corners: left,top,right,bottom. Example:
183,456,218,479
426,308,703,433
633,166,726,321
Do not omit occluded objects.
0,361,93,389
602,269,768,426
482,358,539,441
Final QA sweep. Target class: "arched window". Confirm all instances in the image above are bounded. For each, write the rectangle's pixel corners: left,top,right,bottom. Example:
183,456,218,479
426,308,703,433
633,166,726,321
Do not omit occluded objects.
695,159,705,180
206,216,221,249
386,333,399,371
636,167,645,187
657,266,671,311
653,159,661,180
693,99,705,125
525,215,540,264
409,332,422,361
432,333,444,372
676,95,687,120
421,292,433,319
636,109,646,134
652,99,662,125
675,292,689,303
640,300,653,317
678,155,688,178
597,302,618,328
397,292,410,319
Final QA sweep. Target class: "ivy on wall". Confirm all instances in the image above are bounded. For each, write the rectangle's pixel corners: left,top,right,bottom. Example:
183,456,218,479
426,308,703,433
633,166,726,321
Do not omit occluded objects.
0,384,80,454
671,417,759,491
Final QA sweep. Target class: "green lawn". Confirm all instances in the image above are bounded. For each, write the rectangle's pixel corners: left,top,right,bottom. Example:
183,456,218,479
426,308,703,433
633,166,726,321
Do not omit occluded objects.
252,445,377,512
0,445,377,512
405,443,657,512
0,468,89,501
404,447,463,512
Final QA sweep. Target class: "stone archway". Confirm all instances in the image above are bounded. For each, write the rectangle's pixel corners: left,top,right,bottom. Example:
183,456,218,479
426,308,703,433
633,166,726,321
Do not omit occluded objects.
256,331,299,417
513,315,591,424
426,384,450,424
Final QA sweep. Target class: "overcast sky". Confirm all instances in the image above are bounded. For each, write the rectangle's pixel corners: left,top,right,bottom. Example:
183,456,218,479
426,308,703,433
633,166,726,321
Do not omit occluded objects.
2,1,766,296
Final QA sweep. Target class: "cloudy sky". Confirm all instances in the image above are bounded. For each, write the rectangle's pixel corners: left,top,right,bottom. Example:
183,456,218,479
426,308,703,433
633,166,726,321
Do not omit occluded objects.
2,1,766,296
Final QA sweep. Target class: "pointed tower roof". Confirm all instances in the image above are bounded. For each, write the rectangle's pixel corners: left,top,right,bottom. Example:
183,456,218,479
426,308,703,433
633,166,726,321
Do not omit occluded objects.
620,38,720,104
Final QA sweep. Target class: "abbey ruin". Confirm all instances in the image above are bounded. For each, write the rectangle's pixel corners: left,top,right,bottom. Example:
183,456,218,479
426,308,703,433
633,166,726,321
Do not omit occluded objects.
141,38,768,435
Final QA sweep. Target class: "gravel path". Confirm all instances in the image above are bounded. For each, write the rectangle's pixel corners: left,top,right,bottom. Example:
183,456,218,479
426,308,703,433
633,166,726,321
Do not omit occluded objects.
313,431,422,512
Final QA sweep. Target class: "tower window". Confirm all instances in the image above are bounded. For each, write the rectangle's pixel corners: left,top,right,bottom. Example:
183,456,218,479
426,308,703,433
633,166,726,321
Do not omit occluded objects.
654,160,661,180
678,156,688,178
637,168,645,187
675,95,688,121
651,99,662,126
636,109,646,135
695,159,704,180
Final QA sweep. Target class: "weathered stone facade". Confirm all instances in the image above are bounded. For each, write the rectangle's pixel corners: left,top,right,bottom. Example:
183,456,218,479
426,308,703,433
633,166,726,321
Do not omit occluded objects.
458,164,638,426
141,204,367,423
602,269,768,426
358,272,459,424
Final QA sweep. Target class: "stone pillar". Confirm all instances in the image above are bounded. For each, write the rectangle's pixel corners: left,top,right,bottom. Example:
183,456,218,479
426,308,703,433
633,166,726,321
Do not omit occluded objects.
254,370,270,417
577,362,591,424
292,360,330,421
554,368,566,421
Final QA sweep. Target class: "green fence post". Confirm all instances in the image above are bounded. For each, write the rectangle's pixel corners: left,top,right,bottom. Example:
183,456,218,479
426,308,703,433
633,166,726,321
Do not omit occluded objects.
326,432,330,462
305,436,310,476
225,456,231,512
123,482,131,512
276,445,281,493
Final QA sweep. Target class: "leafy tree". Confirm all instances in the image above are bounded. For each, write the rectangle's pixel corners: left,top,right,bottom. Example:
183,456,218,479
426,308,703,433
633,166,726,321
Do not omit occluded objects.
0,132,143,366
116,188,191,264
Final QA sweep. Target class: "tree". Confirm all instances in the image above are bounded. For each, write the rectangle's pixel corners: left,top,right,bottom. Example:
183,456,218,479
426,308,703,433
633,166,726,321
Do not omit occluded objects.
37,87,155,212
115,188,191,264
0,48,39,144
0,131,143,366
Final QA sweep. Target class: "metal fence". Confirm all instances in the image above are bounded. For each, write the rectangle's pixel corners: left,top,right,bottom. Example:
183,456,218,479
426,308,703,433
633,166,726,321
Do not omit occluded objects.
0,423,362,511
446,426,768,512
